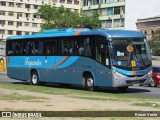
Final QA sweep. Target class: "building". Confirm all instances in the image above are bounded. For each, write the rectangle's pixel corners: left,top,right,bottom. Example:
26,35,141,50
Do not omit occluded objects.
0,0,80,41
136,16,160,40
81,0,160,30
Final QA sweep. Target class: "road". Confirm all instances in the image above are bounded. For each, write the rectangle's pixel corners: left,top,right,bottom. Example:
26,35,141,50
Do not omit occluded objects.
0,74,160,98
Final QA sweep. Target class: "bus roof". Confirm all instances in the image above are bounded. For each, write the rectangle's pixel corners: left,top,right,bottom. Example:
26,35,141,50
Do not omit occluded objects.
8,28,146,40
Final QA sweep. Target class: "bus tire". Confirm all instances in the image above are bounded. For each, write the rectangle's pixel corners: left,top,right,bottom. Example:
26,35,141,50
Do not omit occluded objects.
150,78,157,87
30,71,39,85
85,75,95,91
117,86,128,91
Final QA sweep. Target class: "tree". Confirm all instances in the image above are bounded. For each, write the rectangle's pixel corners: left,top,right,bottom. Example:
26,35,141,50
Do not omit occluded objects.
149,29,160,56
36,5,100,31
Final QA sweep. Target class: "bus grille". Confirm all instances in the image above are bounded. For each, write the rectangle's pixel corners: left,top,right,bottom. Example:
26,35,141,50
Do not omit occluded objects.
126,79,146,84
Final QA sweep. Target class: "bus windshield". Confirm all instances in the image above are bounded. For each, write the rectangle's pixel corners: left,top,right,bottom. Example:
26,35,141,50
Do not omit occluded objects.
112,38,151,70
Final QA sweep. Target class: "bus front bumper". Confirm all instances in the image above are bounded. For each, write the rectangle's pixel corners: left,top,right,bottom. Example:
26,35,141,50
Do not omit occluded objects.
112,71,152,87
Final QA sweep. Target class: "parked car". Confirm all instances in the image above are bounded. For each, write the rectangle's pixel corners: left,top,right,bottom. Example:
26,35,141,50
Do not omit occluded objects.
149,66,160,87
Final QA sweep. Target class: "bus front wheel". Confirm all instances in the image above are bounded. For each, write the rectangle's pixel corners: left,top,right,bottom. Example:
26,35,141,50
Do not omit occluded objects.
30,71,39,85
150,78,157,87
85,76,95,91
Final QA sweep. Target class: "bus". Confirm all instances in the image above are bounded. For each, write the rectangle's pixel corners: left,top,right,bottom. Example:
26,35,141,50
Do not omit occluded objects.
6,28,152,91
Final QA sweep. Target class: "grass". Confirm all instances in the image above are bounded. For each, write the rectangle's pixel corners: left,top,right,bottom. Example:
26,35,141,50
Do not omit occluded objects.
133,102,160,109
0,83,160,104
0,93,47,101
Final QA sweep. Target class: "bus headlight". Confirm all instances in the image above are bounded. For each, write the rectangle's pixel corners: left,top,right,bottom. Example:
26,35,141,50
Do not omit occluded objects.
113,70,125,77
147,70,152,75
157,75,160,78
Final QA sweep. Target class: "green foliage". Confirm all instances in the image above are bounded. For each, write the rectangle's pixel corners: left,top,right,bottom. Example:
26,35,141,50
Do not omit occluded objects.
36,5,100,31
149,29,160,56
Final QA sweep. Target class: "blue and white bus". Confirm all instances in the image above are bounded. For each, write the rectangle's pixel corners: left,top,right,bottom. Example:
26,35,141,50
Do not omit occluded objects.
6,28,152,91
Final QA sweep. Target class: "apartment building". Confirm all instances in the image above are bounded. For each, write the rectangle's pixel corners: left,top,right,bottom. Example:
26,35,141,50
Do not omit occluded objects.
0,0,80,41
81,0,160,30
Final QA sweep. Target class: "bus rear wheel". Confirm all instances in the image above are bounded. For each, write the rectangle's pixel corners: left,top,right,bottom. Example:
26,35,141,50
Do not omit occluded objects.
30,71,39,85
85,75,95,91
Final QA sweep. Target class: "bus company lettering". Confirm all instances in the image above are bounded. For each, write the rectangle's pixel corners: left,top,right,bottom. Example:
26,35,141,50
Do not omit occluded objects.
25,58,42,67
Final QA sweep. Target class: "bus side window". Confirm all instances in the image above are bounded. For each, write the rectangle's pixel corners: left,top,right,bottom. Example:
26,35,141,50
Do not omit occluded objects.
46,41,56,56
38,41,44,55
75,37,92,57
83,38,92,56
25,42,31,55
95,36,107,65
32,42,39,55
61,39,73,55
7,41,14,55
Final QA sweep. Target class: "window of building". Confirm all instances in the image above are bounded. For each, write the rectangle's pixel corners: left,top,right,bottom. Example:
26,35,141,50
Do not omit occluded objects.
8,30,13,35
16,31,22,35
74,9,78,12
107,0,114,3
114,7,120,15
8,12,14,16
88,0,92,6
8,21,14,26
101,9,107,16
9,2,14,7
17,3,23,8
0,1,6,6
60,0,65,3
74,0,79,5
52,0,56,4
33,5,38,9
0,20,5,25
24,32,29,35
121,6,125,14
42,0,45,4
33,14,37,18
84,10,92,16
25,13,30,18
25,4,30,9
99,0,104,4
113,19,124,28
114,0,118,2
93,0,99,5
0,11,5,15
32,23,37,27
24,22,30,27
0,30,5,34
107,8,113,15
102,20,112,28
17,22,22,27
17,12,23,18
151,30,155,35
144,31,147,35
67,0,72,4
